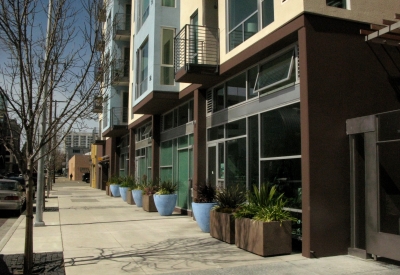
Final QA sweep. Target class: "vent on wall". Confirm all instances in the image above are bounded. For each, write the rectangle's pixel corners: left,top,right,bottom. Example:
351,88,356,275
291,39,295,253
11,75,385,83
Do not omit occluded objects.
206,90,213,114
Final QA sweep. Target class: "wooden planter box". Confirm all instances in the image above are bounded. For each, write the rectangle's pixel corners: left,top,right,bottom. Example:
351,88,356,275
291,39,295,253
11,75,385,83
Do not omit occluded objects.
126,190,135,205
142,194,157,212
106,186,113,197
210,211,235,244
235,218,292,257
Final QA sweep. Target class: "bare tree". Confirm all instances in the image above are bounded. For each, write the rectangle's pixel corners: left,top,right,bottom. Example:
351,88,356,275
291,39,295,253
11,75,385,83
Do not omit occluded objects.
0,0,105,273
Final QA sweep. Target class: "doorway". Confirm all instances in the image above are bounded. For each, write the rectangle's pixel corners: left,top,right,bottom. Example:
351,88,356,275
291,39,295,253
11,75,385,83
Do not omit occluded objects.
348,111,400,261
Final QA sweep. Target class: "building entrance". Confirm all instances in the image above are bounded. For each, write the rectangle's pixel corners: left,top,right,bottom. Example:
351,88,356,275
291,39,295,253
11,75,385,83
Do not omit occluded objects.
348,110,400,261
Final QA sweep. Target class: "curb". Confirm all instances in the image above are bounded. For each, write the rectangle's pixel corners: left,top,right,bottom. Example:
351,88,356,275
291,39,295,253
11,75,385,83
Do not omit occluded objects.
0,214,25,252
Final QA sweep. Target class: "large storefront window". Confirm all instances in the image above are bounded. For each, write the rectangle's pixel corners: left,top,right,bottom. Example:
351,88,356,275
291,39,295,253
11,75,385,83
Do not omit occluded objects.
162,100,193,131
261,104,301,158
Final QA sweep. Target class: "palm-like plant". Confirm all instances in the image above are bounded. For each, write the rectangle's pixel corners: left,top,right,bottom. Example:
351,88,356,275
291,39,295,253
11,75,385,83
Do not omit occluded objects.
214,185,246,213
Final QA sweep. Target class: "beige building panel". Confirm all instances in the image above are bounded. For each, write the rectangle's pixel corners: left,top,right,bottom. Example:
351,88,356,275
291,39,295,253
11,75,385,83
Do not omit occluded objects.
219,0,303,63
305,0,399,25
220,0,399,64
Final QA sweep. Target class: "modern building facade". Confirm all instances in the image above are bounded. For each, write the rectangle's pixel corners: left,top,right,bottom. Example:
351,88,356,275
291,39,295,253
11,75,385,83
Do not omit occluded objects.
92,0,400,262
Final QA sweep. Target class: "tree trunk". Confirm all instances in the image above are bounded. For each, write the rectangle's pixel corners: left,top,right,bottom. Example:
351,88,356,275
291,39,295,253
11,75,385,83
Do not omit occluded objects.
24,175,34,274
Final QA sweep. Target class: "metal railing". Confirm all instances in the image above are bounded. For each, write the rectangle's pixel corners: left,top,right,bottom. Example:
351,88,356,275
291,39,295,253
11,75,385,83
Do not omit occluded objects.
113,13,131,38
110,107,128,126
95,31,105,51
174,24,219,73
111,59,129,81
94,60,104,82
92,96,103,113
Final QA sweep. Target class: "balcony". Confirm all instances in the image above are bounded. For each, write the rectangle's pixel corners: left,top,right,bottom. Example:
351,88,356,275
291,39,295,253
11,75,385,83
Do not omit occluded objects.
94,61,104,82
97,3,106,22
111,59,129,86
113,13,131,41
95,31,105,52
102,107,129,137
174,25,219,85
92,96,103,113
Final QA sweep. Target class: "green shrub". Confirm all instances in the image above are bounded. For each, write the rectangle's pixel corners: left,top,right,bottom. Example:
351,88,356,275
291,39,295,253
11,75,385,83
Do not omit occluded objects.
194,183,215,203
214,185,246,213
156,180,177,195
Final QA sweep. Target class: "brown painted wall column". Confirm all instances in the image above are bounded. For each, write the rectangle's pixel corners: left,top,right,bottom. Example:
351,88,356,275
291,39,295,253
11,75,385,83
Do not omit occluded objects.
106,138,117,177
298,25,311,259
193,89,207,199
151,115,160,181
299,14,400,258
129,128,136,176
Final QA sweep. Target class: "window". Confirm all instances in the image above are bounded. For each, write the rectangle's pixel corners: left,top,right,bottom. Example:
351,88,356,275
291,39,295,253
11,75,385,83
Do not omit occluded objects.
226,72,246,107
140,0,150,27
137,40,148,97
213,85,225,112
261,0,274,28
228,0,258,51
326,0,349,9
255,49,295,95
228,0,274,51
161,28,175,85
162,0,175,7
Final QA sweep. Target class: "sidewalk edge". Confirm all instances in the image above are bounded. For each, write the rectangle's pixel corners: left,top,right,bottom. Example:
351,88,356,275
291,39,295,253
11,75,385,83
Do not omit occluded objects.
0,214,25,252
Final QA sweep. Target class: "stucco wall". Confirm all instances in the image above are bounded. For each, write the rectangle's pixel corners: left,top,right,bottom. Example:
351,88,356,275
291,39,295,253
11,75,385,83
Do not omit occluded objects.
68,154,91,181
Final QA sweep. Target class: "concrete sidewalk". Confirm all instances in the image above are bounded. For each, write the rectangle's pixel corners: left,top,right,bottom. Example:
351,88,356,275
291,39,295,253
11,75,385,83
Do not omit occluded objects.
1,178,400,274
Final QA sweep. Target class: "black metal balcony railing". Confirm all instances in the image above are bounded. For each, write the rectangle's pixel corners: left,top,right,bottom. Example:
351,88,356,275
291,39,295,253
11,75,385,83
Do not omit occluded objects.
111,59,129,83
97,4,106,22
95,31,105,52
174,24,219,74
92,96,103,113
113,13,131,40
94,61,104,82
103,107,128,129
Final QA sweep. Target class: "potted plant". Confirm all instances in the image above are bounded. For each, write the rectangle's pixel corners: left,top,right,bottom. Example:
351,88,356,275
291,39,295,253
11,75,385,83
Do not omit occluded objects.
233,184,296,257
154,180,178,216
210,185,246,244
192,183,216,233
142,176,159,212
109,175,122,197
132,179,144,207
119,177,130,202
126,176,137,205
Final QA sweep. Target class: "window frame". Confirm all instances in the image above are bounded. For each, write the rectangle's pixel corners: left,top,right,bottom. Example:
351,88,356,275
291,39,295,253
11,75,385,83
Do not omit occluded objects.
136,39,149,99
162,0,175,8
254,48,295,94
160,27,176,86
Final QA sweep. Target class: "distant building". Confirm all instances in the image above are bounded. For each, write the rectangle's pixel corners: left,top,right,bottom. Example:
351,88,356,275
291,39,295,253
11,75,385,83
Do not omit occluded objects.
68,154,91,181
64,132,94,152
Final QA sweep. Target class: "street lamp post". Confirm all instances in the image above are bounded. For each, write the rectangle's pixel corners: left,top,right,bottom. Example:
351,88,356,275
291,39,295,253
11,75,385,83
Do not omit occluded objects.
35,0,53,227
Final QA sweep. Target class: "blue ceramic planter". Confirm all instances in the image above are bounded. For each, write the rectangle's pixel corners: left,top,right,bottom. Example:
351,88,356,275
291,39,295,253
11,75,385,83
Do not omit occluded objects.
154,194,177,216
110,184,120,197
119,187,129,202
132,190,143,207
192,202,217,233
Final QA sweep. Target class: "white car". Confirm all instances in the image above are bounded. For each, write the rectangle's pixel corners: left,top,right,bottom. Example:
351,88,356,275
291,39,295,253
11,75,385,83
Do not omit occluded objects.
0,179,26,215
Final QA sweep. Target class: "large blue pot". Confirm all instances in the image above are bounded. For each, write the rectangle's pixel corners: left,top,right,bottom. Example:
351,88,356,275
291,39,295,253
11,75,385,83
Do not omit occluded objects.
154,194,177,216
110,184,120,197
192,202,217,233
132,190,143,207
119,187,129,202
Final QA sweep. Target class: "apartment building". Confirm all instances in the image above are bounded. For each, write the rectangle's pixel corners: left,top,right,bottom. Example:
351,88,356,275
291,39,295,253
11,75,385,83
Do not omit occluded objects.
92,0,400,261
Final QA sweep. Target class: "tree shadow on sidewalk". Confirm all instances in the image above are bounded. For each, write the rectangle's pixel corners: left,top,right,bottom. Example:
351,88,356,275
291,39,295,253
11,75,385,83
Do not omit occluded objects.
64,237,266,273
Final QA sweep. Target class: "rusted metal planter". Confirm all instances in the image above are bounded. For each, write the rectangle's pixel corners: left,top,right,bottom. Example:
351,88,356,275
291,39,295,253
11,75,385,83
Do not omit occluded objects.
126,190,135,205
142,194,157,212
210,210,235,244
235,218,292,257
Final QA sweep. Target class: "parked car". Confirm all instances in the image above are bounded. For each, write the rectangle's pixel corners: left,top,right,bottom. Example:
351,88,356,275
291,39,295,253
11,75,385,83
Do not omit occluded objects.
82,173,90,183
0,179,26,215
